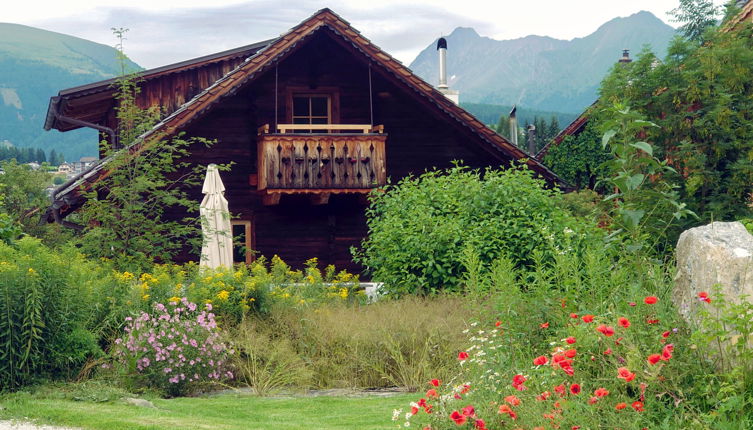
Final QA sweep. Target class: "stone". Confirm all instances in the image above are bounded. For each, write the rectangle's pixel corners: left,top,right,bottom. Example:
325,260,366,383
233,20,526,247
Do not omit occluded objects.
673,221,753,321
122,397,156,408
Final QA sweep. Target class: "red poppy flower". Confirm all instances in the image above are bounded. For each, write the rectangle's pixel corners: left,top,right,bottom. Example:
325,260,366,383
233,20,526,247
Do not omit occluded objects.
617,367,635,382
424,404,433,414
474,419,486,430
698,291,711,303
588,396,598,405
662,330,671,338
615,402,627,410
564,349,577,358
566,336,576,344
661,343,674,361
411,405,420,415
426,389,438,398
596,324,615,337
604,347,612,355
594,387,609,397
554,384,566,396
450,410,467,425
512,374,527,391
618,317,631,328
460,384,471,394
462,405,476,417
498,404,512,415
533,355,549,366
629,302,637,307
632,401,644,412
504,395,520,406
647,353,662,365
570,383,581,395
540,322,550,329
646,318,660,324
430,379,441,387
418,398,427,407
495,321,503,327
537,391,550,401
582,314,594,323
644,296,658,305
458,351,469,361
570,313,578,319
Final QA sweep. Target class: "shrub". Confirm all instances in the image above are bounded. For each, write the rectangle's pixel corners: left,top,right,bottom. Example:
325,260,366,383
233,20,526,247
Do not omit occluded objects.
0,238,125,390
112,298,232,397
354,165,599,295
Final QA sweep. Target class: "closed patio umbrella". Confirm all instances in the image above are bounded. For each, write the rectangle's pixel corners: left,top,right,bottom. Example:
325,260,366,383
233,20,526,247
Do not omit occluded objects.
200,164,233,269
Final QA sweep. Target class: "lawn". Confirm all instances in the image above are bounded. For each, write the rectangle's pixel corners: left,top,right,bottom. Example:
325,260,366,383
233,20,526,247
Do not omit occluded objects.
0,389,414,430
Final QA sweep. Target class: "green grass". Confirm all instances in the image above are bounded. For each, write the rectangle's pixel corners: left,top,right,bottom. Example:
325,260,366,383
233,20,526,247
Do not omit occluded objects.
0,389,414,430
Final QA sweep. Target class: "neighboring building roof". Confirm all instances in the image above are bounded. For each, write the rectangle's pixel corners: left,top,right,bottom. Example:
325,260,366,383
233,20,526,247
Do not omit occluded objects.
44,8,565,222
722,0,753,32
535,102,595,159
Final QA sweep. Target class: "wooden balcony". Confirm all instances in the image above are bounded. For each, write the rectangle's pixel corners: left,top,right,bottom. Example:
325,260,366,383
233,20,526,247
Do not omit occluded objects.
257,124,387,201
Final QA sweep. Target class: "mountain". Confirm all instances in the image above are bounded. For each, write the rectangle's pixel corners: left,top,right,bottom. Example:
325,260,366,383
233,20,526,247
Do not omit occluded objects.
0,23,141,162
410,11,677,114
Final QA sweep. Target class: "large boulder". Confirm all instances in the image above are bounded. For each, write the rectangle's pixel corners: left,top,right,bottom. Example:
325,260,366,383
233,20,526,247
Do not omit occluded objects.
673,221,753,321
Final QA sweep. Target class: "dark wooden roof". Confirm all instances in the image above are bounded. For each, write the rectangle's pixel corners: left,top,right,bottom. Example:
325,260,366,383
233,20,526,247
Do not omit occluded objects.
535,103,594,159
723,1,753,32
44,38,276,132
44,8,565,222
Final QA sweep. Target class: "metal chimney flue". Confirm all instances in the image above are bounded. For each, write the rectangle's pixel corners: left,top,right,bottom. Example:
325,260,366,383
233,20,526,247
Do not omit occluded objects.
527,124,537,155
437,37,448,89
508,105,518,147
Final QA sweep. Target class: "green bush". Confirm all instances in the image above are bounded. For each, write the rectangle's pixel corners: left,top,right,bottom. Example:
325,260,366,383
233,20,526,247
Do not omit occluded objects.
354,165,599,295
0,238,127,390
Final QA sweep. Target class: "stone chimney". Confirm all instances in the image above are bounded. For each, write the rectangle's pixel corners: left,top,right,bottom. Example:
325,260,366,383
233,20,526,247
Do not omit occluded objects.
436,37,459,104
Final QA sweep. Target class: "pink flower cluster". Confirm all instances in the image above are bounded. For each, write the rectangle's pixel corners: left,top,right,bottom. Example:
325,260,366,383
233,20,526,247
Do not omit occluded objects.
114,297,232,396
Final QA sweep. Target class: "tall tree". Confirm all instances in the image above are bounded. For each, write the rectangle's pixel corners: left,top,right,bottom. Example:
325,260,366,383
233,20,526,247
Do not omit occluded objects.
669,0,721,42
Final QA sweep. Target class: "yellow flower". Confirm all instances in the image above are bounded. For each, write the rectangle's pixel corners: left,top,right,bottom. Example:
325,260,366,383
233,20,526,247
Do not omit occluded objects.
216,290,230,301
168,296,181,303
205,299,213,304
248,297,256,303
142,294,150,301
27,268,36,275
122,271,134,281
339,288,348,299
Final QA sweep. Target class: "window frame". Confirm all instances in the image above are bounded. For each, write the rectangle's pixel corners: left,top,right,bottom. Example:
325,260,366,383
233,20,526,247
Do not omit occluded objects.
285,86,340,126
230,219,254,265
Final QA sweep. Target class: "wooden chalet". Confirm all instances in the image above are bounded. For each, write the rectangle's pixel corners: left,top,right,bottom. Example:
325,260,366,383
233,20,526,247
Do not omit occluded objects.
43,8,563,272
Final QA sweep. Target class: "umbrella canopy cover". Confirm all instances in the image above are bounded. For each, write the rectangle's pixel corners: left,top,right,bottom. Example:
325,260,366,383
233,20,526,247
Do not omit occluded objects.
200,164,233,269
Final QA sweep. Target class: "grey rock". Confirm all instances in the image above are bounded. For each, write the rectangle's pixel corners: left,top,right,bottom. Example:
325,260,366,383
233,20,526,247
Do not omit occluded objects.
674,221,753,322
122,398,156,409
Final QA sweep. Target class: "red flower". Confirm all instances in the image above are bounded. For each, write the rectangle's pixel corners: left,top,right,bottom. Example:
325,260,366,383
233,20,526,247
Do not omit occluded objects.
564,349,577,358
570,313,578,319
504,395,521,406
629,302,637,307
460,384,471,394
450,410,467,425
566,336,576,344
604,347,612,355
462,405,476,417
647,353,662,365
533,355,549,366
458,351,469,361
698,291,711,303
426,389,438,398
474,419,486,430
661,343,674,361
418,398,427,407
554,384,566,396
644,296,658,305
495,321,503,327
570,383,581,395
512,374,527,391
662,330,671,338
588,396,599,404
498,404,512,415
632,401,644,412
618,317,631,328
582,314,594,323
615,402,627,410
540,322,550,329
617,367,636,382
537,391,550,401
430,379,441,387
646,318,660,324
411,405,420,415
596,324,615,337
594,387,609,397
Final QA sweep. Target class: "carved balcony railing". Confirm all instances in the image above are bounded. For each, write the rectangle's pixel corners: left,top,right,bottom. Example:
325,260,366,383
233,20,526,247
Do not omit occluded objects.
257,124,387,192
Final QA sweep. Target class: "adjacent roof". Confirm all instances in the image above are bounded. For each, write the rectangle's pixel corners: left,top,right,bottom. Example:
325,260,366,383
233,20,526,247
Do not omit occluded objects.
723,0,753,32
535,103,595,159
45,8,565,221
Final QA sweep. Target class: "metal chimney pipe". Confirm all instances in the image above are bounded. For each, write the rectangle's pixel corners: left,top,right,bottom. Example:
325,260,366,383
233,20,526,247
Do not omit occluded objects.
508,105,518,147
527,124,537,155
437,37,448,89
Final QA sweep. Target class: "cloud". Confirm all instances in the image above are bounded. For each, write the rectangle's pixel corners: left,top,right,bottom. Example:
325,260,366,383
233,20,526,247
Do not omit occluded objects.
32,0,488,69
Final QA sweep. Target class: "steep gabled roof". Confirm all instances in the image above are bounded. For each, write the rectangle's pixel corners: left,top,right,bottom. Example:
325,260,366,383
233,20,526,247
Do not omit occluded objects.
722,0,753,32
536,102,595,159
45,8,565,222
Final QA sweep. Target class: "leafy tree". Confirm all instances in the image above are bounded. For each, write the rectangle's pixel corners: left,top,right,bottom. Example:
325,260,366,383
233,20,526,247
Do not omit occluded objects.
543,120,610,190
74,29,216,271
669,0,721,42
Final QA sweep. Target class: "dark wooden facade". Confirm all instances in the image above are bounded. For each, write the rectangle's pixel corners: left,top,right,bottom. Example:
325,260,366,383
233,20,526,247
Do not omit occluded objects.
44,9,563,273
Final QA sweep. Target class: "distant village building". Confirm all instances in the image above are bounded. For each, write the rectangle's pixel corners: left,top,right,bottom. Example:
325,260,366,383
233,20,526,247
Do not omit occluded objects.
57,162,73,175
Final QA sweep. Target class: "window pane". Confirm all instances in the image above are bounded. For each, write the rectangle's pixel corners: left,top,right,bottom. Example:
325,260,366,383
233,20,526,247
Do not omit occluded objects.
310,96,328,116
311,117,328,124
293,117,311,124
293,97,309,116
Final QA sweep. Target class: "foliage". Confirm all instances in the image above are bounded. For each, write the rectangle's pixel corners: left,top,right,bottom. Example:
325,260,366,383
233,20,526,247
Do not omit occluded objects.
542,120,610,190
597,27,753,225
0,238,127,390
669,0,721,42
112,298,232,397
0,160,50,228
354,165,599,295
75,31,215,272
598,103,695,252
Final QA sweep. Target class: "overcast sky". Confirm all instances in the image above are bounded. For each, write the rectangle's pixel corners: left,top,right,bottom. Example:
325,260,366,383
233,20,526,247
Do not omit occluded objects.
3,0,731,69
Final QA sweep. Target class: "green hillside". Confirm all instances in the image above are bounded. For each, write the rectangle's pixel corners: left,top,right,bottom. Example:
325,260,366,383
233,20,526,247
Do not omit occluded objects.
0,23,141,161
